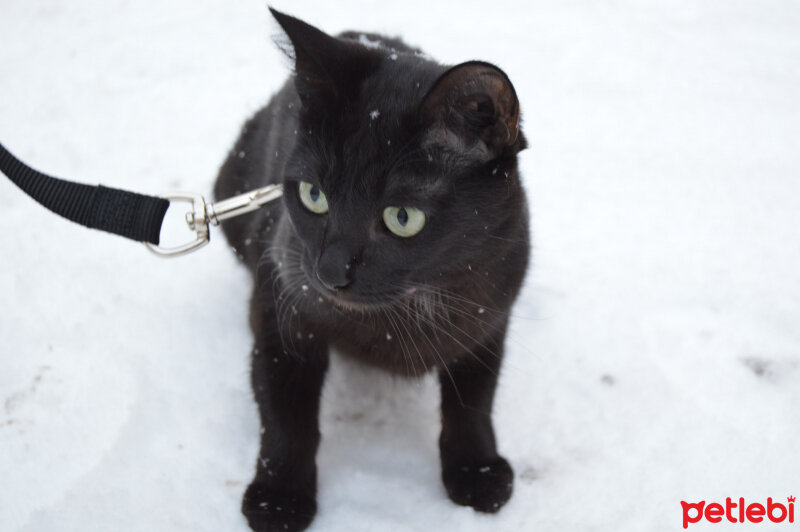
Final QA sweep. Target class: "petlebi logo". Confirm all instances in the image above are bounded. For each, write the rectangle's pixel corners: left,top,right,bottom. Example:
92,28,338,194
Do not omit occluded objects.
681,496,795,529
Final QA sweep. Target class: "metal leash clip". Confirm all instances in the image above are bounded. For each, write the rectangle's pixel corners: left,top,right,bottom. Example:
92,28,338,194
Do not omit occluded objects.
145,184,283,257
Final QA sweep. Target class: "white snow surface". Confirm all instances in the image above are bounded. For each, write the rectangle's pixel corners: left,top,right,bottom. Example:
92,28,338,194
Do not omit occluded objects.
1,1,799,531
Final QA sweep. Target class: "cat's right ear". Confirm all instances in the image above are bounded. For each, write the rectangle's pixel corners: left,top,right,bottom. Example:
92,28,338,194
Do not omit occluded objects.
420,61,522,162
270,8,361,108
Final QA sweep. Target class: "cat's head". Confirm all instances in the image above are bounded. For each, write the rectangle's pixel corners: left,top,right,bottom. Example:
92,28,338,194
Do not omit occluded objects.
270,9,527,310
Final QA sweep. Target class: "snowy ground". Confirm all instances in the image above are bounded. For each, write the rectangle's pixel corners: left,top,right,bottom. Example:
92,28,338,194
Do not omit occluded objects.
1,1,799,531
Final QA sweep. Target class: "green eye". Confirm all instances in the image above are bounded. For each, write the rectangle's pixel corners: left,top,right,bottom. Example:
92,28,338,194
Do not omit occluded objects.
298,181,329,214
383,206,426,237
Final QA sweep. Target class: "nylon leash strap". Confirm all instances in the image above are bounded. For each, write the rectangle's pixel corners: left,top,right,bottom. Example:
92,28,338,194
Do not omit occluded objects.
0,142,169,244
0,142,283,257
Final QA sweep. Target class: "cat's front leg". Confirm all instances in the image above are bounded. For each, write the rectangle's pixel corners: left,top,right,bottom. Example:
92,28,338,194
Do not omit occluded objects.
242,306,329,532
438,324,514,513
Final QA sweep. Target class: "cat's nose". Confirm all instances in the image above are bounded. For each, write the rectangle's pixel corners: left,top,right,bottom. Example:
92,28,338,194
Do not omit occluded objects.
315,243,353,291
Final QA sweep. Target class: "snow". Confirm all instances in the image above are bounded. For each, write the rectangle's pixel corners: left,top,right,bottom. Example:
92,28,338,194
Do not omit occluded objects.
1,1,799,532
358,34,382,49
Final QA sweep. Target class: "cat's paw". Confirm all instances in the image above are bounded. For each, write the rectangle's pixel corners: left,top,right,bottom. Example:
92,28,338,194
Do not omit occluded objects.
242,482,316,532
442,456,514,513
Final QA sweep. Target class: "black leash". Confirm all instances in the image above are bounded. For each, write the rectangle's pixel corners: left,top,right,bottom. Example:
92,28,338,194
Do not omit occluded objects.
0,142,283,256
0,142,169,245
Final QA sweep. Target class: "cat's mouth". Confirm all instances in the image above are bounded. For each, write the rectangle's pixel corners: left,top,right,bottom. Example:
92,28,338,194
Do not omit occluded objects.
324,294,383,312
292,253,418,312
309,281,401,312
303,274,417,313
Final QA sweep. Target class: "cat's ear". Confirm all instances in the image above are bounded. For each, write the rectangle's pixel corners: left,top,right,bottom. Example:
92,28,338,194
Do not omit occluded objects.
269,8,363,106
269,8,339,103
420,61,521,161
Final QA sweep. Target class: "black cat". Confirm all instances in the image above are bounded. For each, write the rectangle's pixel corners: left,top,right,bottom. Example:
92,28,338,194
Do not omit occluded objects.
214,9,529,531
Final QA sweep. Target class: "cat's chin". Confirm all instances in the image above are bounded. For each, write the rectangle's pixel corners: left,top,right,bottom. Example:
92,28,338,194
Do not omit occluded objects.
317,290,395,313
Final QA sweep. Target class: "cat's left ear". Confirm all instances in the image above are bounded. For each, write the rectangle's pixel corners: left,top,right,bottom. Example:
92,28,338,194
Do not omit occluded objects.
420,61,521,161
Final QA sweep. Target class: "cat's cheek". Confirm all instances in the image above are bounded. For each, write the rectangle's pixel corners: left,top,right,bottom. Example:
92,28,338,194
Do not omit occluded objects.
284,210,326,259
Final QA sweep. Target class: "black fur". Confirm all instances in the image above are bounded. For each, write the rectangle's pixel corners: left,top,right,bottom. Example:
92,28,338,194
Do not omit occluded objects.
214,9,529,531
